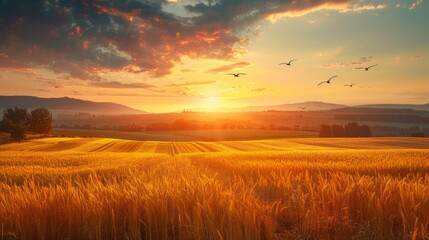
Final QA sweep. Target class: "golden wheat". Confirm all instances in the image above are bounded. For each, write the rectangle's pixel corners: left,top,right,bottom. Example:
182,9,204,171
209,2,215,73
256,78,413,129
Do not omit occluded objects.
0,138,428,240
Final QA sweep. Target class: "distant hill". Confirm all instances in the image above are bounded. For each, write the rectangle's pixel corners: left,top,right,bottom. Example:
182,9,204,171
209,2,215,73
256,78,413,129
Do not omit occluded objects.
223,101,346,112
331,107,429,115
357,104,429,112
0,96,146,116
214,102,429,113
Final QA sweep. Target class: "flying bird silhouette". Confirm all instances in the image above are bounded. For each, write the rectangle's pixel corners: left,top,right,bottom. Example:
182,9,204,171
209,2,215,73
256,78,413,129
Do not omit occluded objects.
344,83,357,87
228,73,246,77
356,64,378,71
279,59,296,66
317,75,338,86
299,106,307,110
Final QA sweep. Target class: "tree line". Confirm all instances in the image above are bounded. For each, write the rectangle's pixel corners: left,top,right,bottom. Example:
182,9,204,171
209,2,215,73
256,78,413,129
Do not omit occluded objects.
319,122,372,137
0,107,53,140
335,114,429,124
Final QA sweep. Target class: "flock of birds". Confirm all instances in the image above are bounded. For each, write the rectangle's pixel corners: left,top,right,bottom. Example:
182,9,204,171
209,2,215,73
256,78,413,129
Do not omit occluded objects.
228,59,378,88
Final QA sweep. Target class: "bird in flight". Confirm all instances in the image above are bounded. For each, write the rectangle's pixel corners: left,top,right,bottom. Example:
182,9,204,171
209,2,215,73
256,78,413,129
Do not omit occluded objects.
317,75,338,86
228,73,246,77
356,64,378,71
299,106,307,110
279,59,296,66
344,83,357,87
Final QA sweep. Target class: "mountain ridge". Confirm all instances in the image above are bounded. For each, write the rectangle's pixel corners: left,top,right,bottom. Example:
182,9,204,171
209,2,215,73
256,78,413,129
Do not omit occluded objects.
0,96,146,115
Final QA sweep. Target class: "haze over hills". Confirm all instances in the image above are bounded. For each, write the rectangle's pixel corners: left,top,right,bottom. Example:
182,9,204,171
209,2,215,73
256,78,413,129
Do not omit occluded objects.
0,96,146,116
1,96,428,116
214,101,347,112
213,102,429,113
357,104,429,112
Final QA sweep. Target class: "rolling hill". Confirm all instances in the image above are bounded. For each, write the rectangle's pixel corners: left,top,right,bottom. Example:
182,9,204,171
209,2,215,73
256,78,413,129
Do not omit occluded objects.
221,101,346,112
357,103,429,111
214,102,429,113
0,96,146,116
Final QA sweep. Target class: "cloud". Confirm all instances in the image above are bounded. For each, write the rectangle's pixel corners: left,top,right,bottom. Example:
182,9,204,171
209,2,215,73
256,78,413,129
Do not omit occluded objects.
97,92,195,98
394,55,421,64
323,56,373,67
0,0,388,81
206,62,250,74
359,56,373,63
90,81,154,89
32,88,50,92
395,91,429,100
347,4,387,13
167,80,216,87
251,88,271,93
323,62,349,68
181,68,196,73
409,0,423,10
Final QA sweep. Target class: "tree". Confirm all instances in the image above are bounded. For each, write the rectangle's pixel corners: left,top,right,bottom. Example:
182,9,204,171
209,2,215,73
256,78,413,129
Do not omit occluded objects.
0,119,8,133
345,122,360,137
331,124,345,137
30,108,53,134
410,132,425,137
1,107,30,140
359,124,372,137
319,124,332,137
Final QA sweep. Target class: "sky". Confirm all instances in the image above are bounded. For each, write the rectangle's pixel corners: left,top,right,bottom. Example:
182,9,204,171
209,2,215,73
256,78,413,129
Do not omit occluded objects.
0,0,428,113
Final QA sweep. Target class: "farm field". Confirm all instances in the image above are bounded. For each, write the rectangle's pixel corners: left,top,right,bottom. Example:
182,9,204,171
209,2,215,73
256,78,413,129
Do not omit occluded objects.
1,137,429,240
52,128,318,141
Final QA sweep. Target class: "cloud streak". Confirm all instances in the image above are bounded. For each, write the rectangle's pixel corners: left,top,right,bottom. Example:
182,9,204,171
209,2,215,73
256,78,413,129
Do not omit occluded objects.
90,81,154,89
323,56,373,67
206,62,250,74
251,88,271,93
167,80,216,87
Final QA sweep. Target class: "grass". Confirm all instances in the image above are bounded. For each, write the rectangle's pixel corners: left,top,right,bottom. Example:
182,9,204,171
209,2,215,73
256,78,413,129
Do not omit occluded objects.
0,137,429,239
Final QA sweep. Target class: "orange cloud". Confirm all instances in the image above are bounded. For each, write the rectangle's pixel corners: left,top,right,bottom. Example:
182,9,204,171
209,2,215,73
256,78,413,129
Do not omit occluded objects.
206,62,251,74
167,80,216,87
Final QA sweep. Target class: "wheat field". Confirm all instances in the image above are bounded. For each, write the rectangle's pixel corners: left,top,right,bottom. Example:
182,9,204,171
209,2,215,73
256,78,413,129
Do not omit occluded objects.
1,137,429,240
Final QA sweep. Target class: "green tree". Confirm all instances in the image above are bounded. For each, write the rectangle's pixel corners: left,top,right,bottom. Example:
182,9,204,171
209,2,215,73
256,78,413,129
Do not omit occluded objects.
30,108,53,134
1,107,30,140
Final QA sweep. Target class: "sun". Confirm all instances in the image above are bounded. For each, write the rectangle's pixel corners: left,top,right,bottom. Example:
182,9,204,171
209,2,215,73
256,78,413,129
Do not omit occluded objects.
204,96,219,111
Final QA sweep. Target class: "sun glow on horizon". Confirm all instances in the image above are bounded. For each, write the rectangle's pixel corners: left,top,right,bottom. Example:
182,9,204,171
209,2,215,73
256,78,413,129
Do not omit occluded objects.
202,96,219,111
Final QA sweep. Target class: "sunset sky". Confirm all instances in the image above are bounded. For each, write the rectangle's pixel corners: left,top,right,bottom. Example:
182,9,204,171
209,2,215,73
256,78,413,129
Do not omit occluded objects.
0,0,428,113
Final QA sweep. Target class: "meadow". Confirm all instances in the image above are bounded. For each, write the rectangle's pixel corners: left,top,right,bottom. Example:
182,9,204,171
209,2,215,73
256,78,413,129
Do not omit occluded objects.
1,137,429,240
